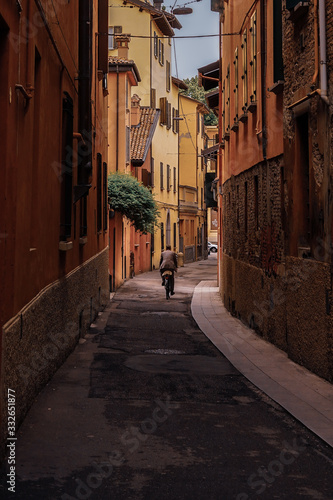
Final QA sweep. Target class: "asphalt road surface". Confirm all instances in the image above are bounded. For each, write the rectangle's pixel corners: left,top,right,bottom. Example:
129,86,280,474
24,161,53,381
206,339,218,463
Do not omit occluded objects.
1,257,333,499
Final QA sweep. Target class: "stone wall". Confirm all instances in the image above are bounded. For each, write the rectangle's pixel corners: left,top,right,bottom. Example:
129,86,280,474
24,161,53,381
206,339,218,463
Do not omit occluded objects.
221,156,333,382
1,248,109,454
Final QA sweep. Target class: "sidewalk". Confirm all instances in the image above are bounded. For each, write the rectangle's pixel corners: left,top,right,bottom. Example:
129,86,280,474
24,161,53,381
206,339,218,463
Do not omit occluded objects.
191,279,333,448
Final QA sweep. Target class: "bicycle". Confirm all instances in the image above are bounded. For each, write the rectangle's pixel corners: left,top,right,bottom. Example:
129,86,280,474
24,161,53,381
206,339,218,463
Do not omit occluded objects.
162,270,173,300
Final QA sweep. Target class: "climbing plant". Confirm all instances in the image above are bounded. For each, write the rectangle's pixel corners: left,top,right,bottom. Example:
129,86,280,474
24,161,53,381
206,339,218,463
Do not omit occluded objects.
108,172,160,234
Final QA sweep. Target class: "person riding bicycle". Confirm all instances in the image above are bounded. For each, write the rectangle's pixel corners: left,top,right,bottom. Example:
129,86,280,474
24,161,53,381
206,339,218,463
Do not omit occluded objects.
159,245,177,295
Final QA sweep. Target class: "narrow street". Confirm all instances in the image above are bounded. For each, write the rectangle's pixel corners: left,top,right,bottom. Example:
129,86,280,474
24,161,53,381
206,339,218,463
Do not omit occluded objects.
3,258,333,500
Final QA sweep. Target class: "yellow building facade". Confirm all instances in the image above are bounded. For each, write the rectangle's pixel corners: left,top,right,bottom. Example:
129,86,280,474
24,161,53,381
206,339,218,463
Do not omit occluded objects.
178,94,208,262
108,0,181,269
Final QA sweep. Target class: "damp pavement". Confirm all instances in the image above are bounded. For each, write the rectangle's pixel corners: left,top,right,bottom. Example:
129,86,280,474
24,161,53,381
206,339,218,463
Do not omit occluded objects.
1,255,333,500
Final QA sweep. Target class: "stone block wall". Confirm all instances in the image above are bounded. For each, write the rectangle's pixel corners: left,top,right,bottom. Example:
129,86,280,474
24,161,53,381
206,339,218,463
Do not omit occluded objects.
1,248,109,455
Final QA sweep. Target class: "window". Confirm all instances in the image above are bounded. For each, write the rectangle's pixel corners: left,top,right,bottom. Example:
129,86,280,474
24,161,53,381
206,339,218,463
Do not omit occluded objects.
242,30,248,110
98,0,108,73
222,80,225,136
236,185,240,229
103,162,108,231
273,0,284,83
160,162,164,189
254,175,259,230
161,222,164,250
125,126,130,163
167,102,172,130
60,92,73,240
245,181,248,235
159,39,164,65
125,77,129,109
226,64,230,131
173,222,177,249
250,12,257,101
151,88,156,108
97,153,102,232
167,165,171,191
160,97,167,125
197,112,200,134
151,157,155,187
154,31,158,58
109,26,122,50
234,47,239,120
166,60,171,92
173,167,177,192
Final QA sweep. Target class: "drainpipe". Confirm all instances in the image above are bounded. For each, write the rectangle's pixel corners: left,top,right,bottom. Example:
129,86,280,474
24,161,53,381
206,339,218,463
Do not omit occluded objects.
318,0,329,104
260,0,267,161
116,64,119,171
312,0,319,86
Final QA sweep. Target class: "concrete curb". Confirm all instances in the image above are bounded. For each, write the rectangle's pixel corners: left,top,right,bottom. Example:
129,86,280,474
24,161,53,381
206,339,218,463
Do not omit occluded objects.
191,280,333,448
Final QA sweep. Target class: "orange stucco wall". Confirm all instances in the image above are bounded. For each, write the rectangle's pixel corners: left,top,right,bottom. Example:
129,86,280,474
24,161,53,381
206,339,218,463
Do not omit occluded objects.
221,0,283,183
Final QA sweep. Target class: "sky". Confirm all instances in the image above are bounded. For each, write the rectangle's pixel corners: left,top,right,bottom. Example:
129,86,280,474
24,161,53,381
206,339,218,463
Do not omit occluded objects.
164,0,220,80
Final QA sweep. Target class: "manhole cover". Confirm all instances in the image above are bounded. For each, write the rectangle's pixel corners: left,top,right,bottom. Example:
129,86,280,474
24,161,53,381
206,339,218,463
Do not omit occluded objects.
144,349,186,355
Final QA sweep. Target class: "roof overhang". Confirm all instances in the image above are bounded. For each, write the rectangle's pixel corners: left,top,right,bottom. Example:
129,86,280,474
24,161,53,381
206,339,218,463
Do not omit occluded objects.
172,77,188,90
198,60,220,91
122,0,181,34
108,60,141,84
205,89,219,110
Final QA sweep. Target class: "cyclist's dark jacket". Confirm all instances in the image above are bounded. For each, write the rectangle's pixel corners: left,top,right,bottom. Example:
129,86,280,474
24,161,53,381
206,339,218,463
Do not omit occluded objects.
159,250,178,271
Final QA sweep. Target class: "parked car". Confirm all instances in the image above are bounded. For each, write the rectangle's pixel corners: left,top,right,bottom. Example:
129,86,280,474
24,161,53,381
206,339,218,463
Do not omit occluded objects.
208,241,218,253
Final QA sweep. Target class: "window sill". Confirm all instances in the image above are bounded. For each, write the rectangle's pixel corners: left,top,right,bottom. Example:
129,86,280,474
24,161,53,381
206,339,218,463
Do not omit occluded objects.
79,237,88,246
59,241,73,251
268,81,284,95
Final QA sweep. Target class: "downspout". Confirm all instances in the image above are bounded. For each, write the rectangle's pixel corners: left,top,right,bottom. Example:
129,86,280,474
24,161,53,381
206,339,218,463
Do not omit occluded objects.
260,0,267,161
312,0,319,87
318,0,329,104
116,64,119,171
218,12,223,283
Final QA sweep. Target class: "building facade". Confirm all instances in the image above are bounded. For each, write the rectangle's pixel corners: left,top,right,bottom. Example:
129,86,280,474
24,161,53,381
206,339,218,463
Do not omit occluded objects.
0,0,109,451
214,0,333,381
108,0,181,270
178,94,209,262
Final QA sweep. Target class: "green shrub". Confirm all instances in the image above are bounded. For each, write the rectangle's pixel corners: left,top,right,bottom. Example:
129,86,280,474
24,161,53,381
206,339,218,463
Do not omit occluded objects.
108,172,160,234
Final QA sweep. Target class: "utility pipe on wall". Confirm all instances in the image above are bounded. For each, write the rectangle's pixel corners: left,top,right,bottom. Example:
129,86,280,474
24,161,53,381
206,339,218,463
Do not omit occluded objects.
318,0,329,104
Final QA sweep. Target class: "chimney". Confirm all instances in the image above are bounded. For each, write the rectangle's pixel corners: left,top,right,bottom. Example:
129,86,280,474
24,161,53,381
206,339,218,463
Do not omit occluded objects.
153,0,164,11
131,94,141,127
115,33,131,59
